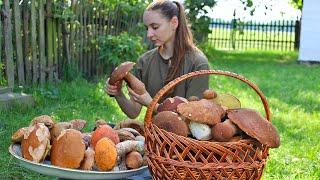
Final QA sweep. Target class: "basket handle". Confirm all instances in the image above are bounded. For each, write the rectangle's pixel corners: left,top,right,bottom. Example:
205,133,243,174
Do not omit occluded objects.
144,70,271,128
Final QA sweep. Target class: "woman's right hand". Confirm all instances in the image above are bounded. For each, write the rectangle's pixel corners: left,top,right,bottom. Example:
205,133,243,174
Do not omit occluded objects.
105,78,123,96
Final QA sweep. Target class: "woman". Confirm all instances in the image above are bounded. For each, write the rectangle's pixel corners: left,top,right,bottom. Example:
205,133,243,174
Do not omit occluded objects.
105,0,210,119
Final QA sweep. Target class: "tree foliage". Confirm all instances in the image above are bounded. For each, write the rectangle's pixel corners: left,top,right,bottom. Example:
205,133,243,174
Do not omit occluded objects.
290,0,303,10
184,0,217,42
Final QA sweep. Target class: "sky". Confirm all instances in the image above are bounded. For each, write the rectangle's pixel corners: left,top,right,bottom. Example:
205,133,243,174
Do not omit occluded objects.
181,0,302,22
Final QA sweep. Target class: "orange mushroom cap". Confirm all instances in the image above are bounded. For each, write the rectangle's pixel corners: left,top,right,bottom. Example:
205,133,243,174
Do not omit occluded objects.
109,62,135,85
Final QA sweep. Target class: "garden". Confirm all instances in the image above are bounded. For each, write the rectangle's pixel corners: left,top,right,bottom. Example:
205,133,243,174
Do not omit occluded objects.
1,0,319,179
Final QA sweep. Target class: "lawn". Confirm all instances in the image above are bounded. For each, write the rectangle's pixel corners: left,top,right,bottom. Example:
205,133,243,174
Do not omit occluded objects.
1,49,319,179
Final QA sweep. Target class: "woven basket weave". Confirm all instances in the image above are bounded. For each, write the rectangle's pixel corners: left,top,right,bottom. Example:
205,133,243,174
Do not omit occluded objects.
144,70,271,180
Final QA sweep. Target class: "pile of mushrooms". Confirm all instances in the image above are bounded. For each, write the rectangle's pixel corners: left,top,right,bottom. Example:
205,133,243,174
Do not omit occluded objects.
11,116,146,171
153,89,280,148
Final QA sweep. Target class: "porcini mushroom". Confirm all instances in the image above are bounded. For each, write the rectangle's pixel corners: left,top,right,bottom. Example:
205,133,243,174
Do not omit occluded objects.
11,127,27,143
177,99,225,125
189,121,212,140
21,124,51,163
70,119,87,131
114,119,144,135
157,96,188,113
211,119,239,142
125,151,143,169
152,111,189,137
50,122,72,141
203,89,217,100
109,61,146,95
80,147,95,170
227,108,280,148
51,129,85,168
30,115,55,129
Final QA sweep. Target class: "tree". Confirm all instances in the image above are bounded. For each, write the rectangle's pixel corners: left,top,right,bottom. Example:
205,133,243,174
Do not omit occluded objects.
184,0,217,43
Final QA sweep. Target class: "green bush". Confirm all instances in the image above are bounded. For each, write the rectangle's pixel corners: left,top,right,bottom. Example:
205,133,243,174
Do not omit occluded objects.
0,62,6,86
98,32,145,73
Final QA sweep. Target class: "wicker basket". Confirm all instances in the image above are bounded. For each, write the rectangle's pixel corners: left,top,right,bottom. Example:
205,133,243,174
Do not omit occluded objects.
144,70,271,180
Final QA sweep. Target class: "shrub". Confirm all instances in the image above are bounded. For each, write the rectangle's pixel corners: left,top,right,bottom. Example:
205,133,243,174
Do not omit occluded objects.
98,32,145,74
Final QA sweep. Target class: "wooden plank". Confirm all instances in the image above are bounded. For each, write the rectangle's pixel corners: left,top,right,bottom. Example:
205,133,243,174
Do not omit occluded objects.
13,0,25,85
39,0,46,85
52,19,58,81
46,0,54,82
23,0,32,85
79,0,84,74
31,0,38,84
70,0,76,64
3,0,14,88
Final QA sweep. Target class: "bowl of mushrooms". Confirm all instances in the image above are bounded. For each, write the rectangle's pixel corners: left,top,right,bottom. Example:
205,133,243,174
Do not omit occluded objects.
9,116,149,179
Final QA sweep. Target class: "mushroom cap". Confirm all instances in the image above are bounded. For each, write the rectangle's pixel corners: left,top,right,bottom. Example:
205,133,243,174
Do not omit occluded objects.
11,127,27,143
187,96,199,101
157,96,188,113
203,89,217,99
70,119,87,131
125,151,143,169
109,61,135,85
227,108,280,148
212,93,241,110
30,115,55,129
114,119,144,135
177,99,225,125
153,111,189,137
211,119,238,142
91,124,120,148
94,137,118,171
51,129,85,168
21,124,51,163
50,122,72,141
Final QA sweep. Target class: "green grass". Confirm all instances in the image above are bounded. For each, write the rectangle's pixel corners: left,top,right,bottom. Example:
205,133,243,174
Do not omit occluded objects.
1,49,319,179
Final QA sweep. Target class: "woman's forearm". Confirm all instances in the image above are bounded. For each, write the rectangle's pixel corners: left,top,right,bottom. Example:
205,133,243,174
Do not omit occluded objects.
115,92,142,119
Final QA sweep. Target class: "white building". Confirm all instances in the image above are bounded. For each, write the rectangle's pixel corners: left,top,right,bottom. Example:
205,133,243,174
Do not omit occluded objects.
298,0,320,62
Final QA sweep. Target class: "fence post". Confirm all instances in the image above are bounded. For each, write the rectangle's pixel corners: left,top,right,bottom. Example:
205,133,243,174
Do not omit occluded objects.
31,0,38,84
294,19,301,50
3,0,14,88
14,0,25,86
46,0,54,82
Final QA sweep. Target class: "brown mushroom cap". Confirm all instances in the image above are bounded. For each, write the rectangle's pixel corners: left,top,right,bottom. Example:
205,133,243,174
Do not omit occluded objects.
203,89,217,99
51,129,85,168
21,124,51,162
125,151,143,169
80,147,95,170
30,115,55,128
177,99,225,125
152,111,189,137
70,119,87,131
227,108,280,148
50,122,72,141
109,61,135,85
187,96,199,101
157,96,188,113
211,119,238,142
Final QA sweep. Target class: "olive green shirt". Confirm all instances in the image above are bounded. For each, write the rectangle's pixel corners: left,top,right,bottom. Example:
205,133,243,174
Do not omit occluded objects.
134,48,210,100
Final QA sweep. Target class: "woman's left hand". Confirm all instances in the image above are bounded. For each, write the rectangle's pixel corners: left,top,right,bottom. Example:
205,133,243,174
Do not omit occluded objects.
127,86,153,107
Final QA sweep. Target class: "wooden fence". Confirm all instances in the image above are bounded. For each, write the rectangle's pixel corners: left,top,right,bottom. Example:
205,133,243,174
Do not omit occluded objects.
0,0,144,88
208,18,301,51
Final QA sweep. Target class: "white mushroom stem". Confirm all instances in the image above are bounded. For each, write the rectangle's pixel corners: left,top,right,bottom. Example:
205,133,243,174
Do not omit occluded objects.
116,140,144,157
189,121,212,140
211,119,239,142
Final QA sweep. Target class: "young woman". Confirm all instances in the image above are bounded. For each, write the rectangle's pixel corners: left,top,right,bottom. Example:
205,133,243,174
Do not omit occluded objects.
105,0,210,119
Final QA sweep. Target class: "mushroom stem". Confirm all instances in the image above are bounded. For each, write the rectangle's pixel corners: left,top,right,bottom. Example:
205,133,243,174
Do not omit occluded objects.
124,73,146,95
211,119,239,142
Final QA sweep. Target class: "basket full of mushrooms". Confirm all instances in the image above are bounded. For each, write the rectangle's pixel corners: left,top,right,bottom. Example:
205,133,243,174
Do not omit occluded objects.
9,117,148,179
144,70,280,180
